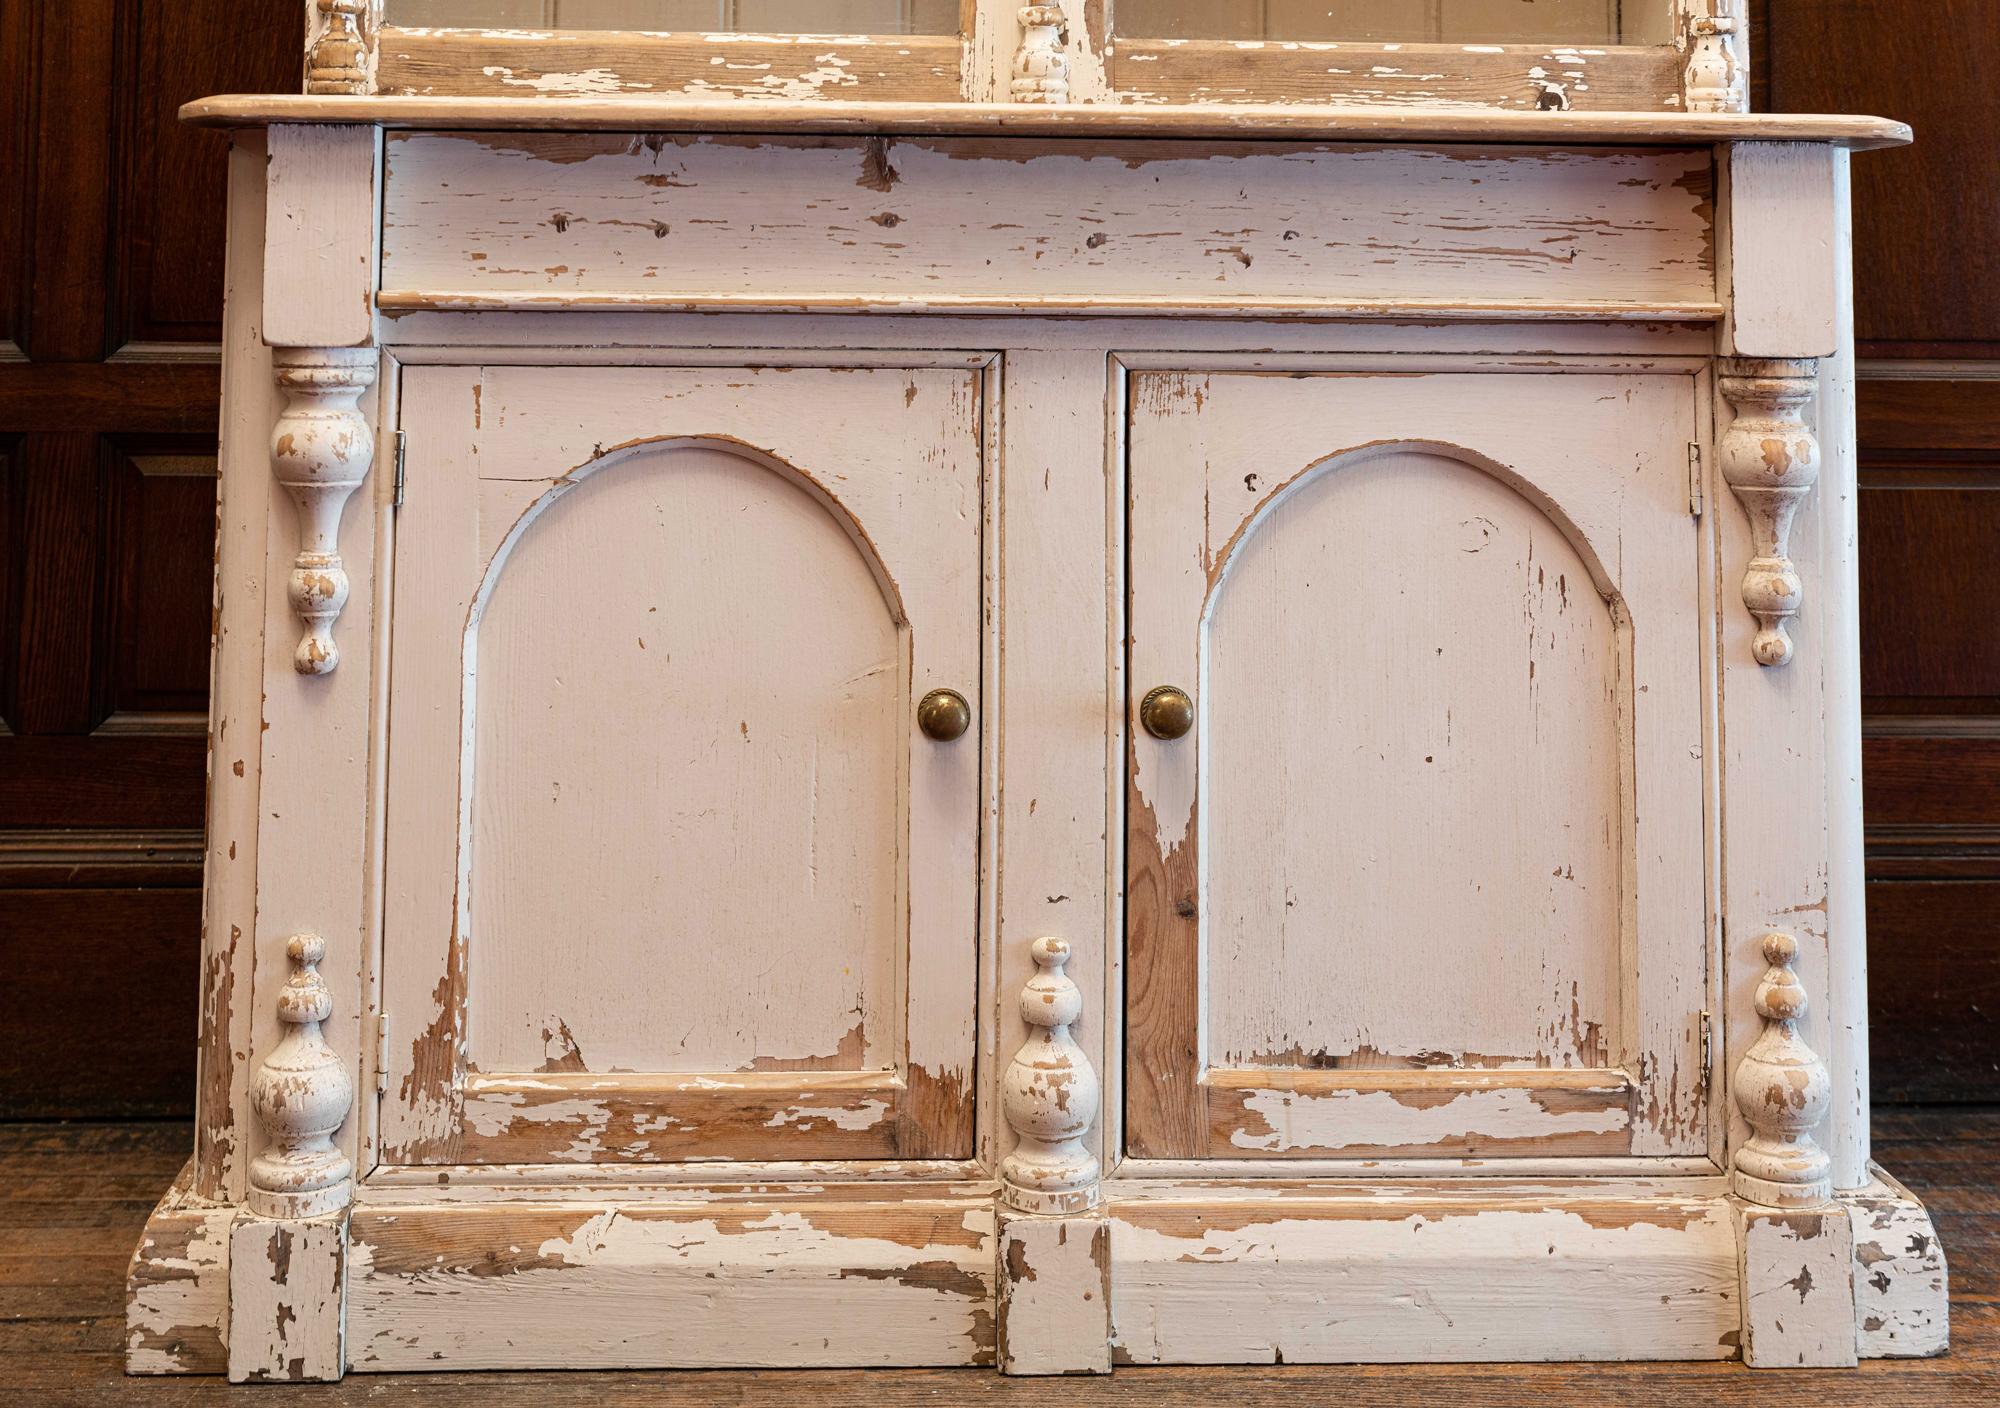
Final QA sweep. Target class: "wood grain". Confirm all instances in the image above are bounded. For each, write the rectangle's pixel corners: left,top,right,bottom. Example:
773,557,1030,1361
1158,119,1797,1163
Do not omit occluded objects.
1760,0,2000,358
379,132,1720,317
1105,38,1683,111
176,94,1915,150
0,0,297,1123
9,1112,1995,1399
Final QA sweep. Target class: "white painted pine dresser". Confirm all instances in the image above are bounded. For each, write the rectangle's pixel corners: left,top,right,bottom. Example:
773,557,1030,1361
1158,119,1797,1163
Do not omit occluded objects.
127,0,1946,1381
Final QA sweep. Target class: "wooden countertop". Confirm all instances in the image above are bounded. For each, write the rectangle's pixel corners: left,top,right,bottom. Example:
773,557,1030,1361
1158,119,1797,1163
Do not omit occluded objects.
180,95,1912,150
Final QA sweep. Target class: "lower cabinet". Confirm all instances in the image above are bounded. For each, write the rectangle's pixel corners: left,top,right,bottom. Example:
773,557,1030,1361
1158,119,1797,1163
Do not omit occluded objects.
129,296,1947,1382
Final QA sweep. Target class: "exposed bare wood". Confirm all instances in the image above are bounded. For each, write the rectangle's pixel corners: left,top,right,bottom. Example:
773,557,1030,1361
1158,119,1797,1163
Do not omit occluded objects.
1105,39,1684,111
178,95,1914,150
1718,358,1822,667
377,28,963,101
379,133,1719,317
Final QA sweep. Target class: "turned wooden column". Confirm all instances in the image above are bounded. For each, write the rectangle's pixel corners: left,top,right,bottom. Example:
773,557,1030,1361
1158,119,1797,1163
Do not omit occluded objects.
229,935,354,1382
1718,358,1822,668
271,349,376,676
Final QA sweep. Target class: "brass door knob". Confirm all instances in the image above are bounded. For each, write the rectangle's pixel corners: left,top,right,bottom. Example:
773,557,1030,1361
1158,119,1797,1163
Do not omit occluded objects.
1140,685,1194,740
918,688,972,742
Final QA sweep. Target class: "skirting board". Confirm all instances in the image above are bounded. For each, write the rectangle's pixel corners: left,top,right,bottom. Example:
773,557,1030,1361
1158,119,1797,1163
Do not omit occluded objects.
126,1164,1945,1374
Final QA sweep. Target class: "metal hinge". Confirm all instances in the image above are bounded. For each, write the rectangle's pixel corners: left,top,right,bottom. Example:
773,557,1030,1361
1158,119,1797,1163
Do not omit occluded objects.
373,1012,390,1095
392,430,408,510
1698,1010,1714,1096
1687,442,1705,518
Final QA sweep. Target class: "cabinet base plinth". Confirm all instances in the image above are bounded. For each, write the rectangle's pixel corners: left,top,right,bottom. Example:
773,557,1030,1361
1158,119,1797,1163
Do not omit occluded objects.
124,1164,1948,1374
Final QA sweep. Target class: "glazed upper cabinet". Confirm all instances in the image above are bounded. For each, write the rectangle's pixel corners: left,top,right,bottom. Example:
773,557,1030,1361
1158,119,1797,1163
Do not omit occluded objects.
1124,365,1712,1162
382,362,985,1165
331,0,1747,110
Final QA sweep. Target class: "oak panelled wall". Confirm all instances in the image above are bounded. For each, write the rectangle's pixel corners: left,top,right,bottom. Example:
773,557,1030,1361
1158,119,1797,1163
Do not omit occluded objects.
0,1,298,1116
1754,0,2000,1102
0,0,1994,1118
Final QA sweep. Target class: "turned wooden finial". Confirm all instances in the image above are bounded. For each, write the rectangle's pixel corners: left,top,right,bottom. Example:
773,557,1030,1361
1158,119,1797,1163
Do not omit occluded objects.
1001,937,1101,1213
306,1,372,95
1684,2,1747,114
272,349,377,676
1012,6,1071,105
248,934,355,1218
1718,358,1821,667
1731,931,1833,1208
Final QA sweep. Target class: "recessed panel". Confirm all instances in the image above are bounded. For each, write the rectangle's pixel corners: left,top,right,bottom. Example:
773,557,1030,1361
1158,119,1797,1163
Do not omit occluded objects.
467,442,901,1076
1204,447,1622,1072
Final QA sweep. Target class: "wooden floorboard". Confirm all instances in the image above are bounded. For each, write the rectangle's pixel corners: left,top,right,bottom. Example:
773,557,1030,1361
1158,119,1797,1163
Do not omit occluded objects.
3,1110,1995,1405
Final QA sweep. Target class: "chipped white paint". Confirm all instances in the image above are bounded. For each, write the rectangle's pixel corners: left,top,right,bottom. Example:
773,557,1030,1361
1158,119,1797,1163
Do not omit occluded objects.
227,1213,349,1382
1227,1082,1632,1155
1682,0,1748,114
766,1099,893,1131
379,133,1719,318
1735,1205,1857,1368
381,362,981,1166
1000,938,1102,1213
1731,933,1834,1208
140,35,1935,1372
269,350,376,676
1844,1168,1950,1358
1719,359,1822,668
997,1210,1111,1375
126,1178,233,1375
1123,364,1710,1162
1011,5,1070,103
344,1199,997,1369
247,935,355,1218
1112,1188,1744,1363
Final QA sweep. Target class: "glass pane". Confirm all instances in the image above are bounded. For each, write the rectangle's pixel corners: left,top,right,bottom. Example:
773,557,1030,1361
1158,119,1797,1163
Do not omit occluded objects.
385,0,961,32
1117,0,1676,46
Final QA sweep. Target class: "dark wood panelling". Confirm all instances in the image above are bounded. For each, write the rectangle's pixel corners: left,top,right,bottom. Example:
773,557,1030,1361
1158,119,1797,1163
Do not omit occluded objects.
7,431,102,734
0,3,31,348
1859,471,2000,703
1863,737,2000,831
25,0,116,364
0,0,296,1119
0,735,207,832
97,441,218,717
0,872,204,1119
1866,881,2000,1102
1861,379,2000,451
1764,0,2000,1100
1760,0,2000,359
111,0,300,349
0,361,222,432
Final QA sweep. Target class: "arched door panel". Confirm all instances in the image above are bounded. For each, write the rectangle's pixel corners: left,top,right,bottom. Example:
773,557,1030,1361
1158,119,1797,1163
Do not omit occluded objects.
1126,366,1711,1163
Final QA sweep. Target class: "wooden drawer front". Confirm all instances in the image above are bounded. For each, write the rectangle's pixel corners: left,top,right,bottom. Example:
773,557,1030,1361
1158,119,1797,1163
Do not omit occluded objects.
379,132,1718,318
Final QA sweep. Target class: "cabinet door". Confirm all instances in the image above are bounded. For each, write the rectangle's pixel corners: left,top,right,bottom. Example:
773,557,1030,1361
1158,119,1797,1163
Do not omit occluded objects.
378,363,983,1166
1126,366,1711,1162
